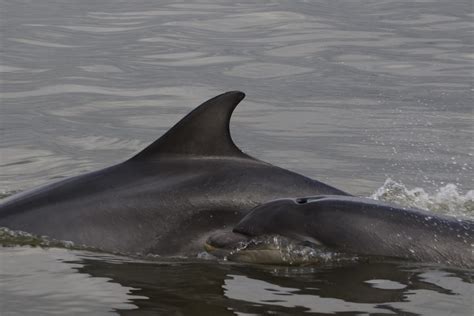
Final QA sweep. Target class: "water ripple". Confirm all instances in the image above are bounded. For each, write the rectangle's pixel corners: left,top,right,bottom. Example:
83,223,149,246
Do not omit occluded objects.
8,38,76,48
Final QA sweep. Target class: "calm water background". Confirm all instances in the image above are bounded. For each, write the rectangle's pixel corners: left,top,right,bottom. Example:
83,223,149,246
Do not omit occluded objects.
0,0,472,315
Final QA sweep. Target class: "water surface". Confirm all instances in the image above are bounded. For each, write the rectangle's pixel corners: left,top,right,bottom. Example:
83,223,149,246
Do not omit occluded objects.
0,0,472,315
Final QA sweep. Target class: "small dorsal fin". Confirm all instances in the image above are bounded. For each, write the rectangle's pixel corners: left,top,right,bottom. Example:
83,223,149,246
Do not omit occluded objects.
131,91,251,160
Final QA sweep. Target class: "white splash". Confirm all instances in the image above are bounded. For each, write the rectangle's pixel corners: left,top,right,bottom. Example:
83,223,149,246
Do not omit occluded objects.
371,178,473,218
0,227,75,249
226,235,358,265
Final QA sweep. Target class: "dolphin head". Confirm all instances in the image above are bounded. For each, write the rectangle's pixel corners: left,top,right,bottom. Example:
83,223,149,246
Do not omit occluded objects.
204,197,332,264
233,198,302,236
233,196,330,238
204,228,327,265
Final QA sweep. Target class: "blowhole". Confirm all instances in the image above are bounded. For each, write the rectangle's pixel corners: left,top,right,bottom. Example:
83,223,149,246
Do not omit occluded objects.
295,198,308,204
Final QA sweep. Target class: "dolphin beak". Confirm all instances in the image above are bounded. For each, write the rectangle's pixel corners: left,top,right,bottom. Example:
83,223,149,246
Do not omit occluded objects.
204,230,286,264
204,230,251,258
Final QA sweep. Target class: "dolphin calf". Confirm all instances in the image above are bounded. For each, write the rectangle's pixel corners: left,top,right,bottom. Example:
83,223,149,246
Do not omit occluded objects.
207,196,473,268
0,91,348,255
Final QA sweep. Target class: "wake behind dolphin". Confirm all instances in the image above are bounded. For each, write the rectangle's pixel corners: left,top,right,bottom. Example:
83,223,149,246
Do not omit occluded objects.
0,91,347,256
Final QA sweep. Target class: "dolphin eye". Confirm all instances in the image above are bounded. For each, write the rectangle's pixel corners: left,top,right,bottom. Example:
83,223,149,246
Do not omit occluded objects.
295,198,307,204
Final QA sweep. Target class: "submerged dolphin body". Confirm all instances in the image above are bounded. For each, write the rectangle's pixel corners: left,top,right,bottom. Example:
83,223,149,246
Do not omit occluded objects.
225,196,473,267
0,91,348,255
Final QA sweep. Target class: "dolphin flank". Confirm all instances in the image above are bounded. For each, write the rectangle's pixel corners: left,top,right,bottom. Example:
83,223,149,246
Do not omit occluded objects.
0,91,348,255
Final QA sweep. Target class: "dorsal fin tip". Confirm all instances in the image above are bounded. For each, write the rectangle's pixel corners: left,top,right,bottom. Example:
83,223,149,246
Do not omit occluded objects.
131,91,250,160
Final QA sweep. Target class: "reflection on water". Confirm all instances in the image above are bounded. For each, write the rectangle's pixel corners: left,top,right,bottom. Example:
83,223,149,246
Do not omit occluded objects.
223,274,388,314
1,247,472,315
0,248,144,315
1,0,472,314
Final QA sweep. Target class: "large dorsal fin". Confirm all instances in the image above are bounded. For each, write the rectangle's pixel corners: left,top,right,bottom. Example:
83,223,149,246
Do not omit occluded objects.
131,91,251,160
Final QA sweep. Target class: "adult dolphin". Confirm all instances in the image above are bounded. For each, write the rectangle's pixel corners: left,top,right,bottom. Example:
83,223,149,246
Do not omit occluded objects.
207,196,473,268
0,91,348,256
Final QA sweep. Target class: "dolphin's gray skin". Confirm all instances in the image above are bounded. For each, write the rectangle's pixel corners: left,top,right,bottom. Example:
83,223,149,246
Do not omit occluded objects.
221,196,473,267
0,91,348,256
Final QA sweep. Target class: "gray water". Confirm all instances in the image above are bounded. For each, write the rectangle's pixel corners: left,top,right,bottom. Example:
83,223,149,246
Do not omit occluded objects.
0,0,473,315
